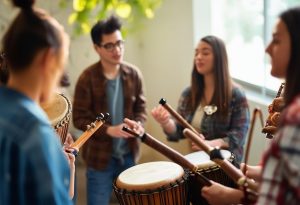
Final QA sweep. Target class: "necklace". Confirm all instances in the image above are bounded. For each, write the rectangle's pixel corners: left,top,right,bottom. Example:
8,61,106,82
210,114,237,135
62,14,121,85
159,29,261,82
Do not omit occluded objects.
203,105,218,115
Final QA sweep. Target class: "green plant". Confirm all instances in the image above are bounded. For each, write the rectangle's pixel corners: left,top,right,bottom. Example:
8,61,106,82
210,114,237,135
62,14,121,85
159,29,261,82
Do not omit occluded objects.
59,0,163,36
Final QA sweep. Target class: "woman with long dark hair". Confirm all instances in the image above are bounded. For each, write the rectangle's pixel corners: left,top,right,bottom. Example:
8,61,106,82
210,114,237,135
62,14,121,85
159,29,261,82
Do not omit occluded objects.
152,35,250,164
200,7,300,205
257,6,300,204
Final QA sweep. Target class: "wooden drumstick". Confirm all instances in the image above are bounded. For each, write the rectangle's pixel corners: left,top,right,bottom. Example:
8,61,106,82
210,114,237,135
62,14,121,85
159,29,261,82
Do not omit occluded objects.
243,108,264,174
69,113,109,155
122,126,212,186
238,108,263,204
159,98,200,136
183,128,259,192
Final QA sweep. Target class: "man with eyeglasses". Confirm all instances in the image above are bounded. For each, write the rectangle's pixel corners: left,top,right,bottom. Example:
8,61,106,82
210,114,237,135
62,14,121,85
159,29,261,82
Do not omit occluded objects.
73,15,147,205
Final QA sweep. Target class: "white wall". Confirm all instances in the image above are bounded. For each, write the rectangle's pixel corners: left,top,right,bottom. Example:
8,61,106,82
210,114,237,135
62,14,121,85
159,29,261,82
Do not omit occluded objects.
246,96,271,165
0,0,272,165
135,0,195,162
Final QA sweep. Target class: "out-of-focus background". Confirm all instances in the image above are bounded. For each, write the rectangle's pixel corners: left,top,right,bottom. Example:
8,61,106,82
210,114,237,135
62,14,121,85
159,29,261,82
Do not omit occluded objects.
1,0,299,204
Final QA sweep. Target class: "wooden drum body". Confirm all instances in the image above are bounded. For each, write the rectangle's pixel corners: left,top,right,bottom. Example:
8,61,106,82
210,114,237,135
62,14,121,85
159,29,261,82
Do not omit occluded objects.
41,93,72,144
113,161,189,205
185,150,237,205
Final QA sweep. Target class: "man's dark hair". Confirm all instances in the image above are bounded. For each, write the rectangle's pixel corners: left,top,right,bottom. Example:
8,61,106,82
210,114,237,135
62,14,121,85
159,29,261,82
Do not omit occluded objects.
91,15,122,45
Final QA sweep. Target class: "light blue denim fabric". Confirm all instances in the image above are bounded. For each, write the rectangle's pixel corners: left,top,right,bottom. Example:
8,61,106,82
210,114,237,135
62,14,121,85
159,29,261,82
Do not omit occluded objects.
86,153,134,205
0,87,72,205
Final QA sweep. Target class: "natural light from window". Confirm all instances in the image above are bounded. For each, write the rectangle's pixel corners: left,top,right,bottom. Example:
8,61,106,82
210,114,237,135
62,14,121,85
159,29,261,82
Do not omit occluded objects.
210,0,299,93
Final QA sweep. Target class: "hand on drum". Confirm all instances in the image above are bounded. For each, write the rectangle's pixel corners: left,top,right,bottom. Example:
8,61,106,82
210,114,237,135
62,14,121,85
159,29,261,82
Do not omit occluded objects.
201,181,244,205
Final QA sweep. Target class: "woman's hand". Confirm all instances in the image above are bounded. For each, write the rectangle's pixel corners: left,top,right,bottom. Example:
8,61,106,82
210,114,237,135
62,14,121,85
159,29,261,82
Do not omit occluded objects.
151,105,171,126
151,105,176,134
240,163,262,182
63,146,77,170
201,181,244,205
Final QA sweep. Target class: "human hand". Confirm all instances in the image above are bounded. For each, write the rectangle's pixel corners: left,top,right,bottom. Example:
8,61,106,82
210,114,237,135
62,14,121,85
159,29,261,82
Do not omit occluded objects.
201,181,243,205
106,123,135,138
123,118,144,136
151,105,172,126
190,134,206,151
240,163,262,182
63,146,77,170
191,141,203,151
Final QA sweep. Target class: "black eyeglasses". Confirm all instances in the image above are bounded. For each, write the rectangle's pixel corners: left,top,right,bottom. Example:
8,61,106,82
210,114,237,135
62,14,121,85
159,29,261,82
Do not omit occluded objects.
99,40,124,52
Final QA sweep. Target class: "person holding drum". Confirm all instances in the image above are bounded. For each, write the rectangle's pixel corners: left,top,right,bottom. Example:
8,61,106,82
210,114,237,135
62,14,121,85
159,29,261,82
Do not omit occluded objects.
0,53,76,200
73,15,147,205
0,0,74,204
201,6,300,205
152,35,250,164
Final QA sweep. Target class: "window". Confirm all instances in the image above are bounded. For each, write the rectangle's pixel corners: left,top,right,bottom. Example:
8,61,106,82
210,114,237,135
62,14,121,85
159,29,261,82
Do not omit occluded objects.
209,0,299,93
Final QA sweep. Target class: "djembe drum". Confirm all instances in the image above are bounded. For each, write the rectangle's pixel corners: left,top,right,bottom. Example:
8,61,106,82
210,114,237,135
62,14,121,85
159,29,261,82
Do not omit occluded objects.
41,93,72,144
185,150,237,205
113,161,189,205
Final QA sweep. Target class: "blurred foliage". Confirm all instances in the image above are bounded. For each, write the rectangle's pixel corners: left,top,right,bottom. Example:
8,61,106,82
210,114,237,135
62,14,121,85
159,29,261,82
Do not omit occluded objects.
59,0,163,36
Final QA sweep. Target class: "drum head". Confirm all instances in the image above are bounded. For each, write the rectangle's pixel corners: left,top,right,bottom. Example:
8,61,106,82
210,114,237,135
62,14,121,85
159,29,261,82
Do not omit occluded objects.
41,93,68,126
184,150,231,169
116,161,184,191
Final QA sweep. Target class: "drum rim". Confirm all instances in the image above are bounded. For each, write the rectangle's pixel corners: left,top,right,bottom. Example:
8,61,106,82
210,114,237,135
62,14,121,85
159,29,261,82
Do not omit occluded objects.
115,161,185,191
185,150,235,171
113,170,189,195
53,93,72,129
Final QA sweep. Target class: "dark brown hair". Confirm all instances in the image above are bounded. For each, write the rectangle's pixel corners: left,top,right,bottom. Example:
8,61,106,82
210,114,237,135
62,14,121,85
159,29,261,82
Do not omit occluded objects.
280,7,300,106
2,0,63,72
190,35,232,117
91,15,122,45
